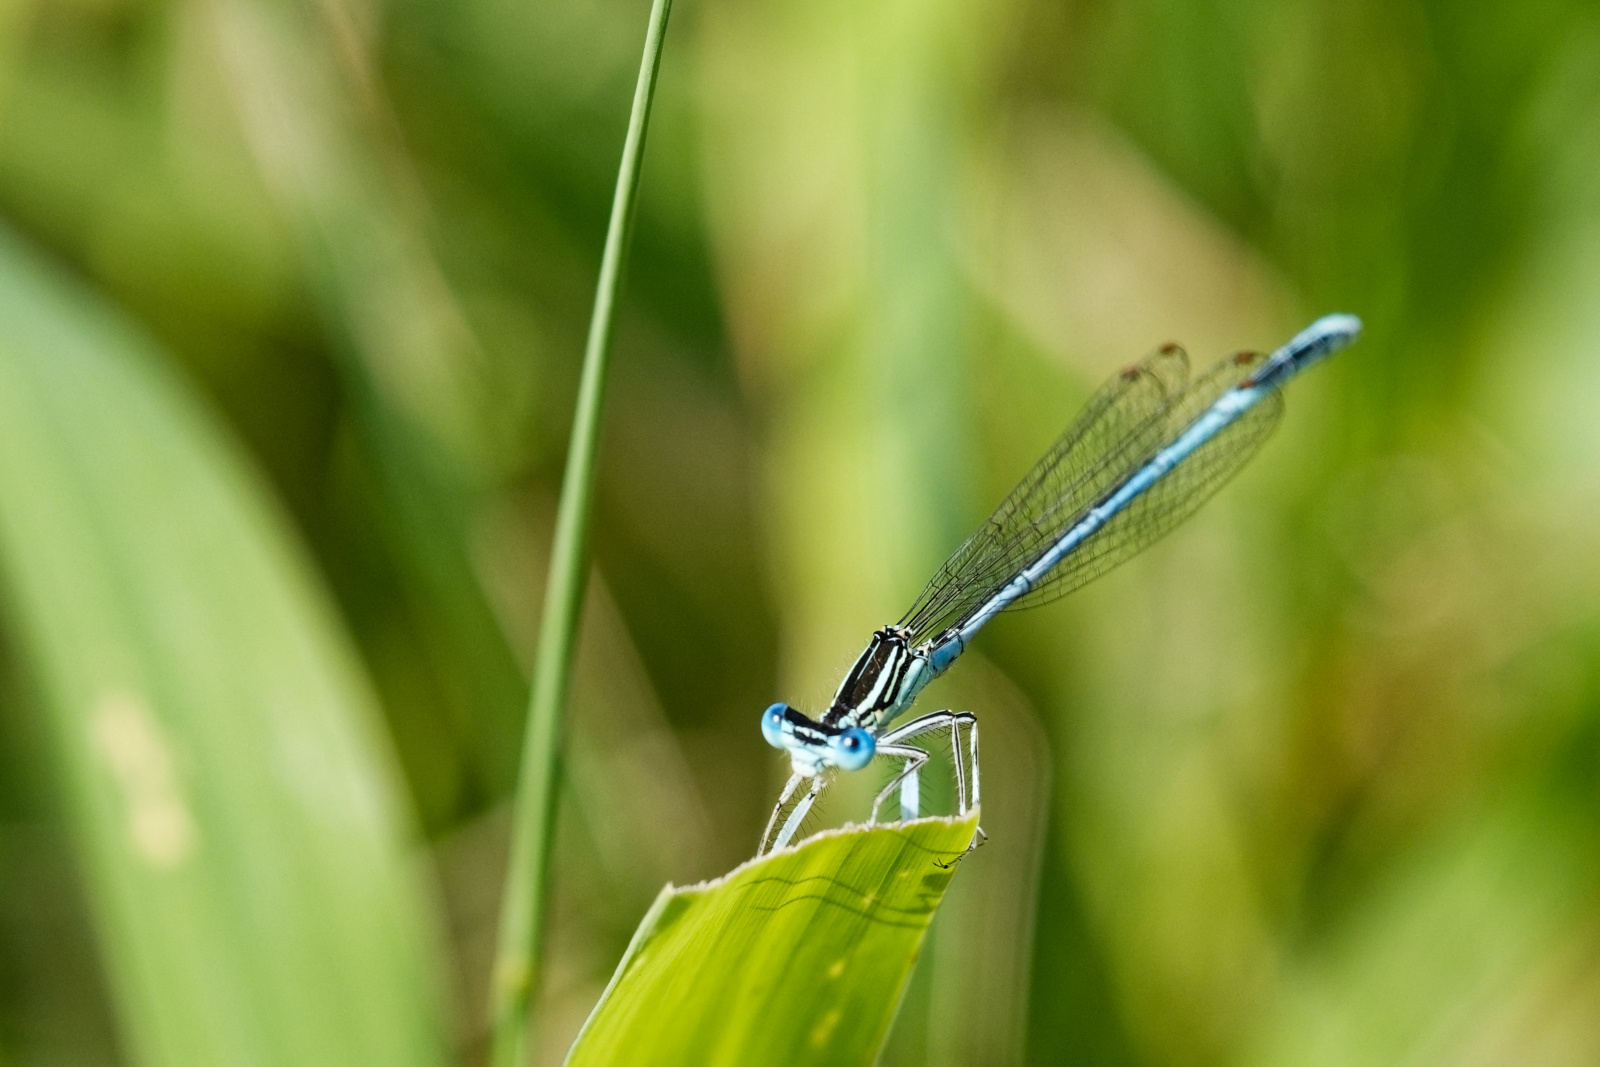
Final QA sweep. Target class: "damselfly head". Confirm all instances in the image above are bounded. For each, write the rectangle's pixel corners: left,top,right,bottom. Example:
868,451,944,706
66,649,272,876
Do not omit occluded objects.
760,702,876,775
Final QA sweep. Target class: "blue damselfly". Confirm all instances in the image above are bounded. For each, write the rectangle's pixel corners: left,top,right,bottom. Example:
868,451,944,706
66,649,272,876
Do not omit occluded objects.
758,314,1362,855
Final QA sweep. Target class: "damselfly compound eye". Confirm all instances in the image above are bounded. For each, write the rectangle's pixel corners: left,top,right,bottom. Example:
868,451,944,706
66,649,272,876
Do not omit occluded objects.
760,703,789,749
830,727,875,771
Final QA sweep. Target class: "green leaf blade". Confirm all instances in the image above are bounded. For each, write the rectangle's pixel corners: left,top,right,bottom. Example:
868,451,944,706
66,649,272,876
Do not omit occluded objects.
0,225,448,1067
567,814,980,1067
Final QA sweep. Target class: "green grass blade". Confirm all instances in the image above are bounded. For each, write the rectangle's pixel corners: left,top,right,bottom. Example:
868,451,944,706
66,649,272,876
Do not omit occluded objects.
489,0,675,1062
0,224,447,1065
565,815,980,1067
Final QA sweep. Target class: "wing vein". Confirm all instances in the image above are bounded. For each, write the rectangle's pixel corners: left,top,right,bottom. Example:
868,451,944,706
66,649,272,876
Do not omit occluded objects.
899,347,1283,643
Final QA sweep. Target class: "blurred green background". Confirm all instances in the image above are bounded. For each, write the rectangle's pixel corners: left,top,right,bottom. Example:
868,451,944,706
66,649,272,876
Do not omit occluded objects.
2,0,1600,1063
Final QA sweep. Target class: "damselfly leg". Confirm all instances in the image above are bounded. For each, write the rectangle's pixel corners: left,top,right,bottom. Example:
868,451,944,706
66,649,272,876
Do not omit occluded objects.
869,710,979,822
759,771,829,856
869,711,983,861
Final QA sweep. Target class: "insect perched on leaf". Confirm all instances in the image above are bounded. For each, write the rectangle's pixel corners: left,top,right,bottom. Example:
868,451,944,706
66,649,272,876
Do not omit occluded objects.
759,315,1363,856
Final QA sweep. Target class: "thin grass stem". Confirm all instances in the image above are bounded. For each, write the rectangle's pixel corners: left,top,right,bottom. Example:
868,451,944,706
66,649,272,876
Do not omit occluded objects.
487,0,674,1062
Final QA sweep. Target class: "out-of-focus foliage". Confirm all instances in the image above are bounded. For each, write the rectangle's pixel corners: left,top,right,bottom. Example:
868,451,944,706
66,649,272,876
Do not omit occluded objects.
566,814,980,1067
0,0,1598,1062
0,225,448,1066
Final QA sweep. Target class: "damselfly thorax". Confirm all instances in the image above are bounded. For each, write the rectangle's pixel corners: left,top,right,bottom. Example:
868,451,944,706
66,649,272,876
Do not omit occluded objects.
821,626,932,732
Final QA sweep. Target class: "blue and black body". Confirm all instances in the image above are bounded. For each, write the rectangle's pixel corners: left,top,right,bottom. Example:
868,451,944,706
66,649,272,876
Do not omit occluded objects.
758,314,1363,855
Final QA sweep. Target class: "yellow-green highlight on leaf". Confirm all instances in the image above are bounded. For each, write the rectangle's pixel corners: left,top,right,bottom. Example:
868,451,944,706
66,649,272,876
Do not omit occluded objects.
0,224,448,1067
565,813,981,1067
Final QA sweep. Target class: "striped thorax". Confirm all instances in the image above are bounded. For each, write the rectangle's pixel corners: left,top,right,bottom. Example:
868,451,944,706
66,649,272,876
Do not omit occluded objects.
822,626,931,732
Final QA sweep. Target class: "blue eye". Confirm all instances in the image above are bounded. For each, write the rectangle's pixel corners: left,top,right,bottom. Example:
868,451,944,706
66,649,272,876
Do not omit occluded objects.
761,704,789,748
830,727,875,771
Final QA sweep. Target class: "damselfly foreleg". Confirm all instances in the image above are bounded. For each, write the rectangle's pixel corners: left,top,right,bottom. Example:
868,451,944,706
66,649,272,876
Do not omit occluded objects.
758,771,829,856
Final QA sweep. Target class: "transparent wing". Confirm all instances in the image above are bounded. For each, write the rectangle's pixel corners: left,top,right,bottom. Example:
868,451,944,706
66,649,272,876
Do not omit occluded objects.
899,348,1280,643
1005,386,1282,612
898,343,1190,642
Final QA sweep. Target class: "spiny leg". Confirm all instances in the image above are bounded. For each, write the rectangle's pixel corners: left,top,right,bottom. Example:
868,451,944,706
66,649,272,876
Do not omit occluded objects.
949,715,968,812
869,744,931,825
944,714,985,863
945,712,979,814
768,774,826,854
758,773,803,856
775,776,824,851
962,713,981,811
879,711,981,816
900,763,920,822
879,711,985,863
